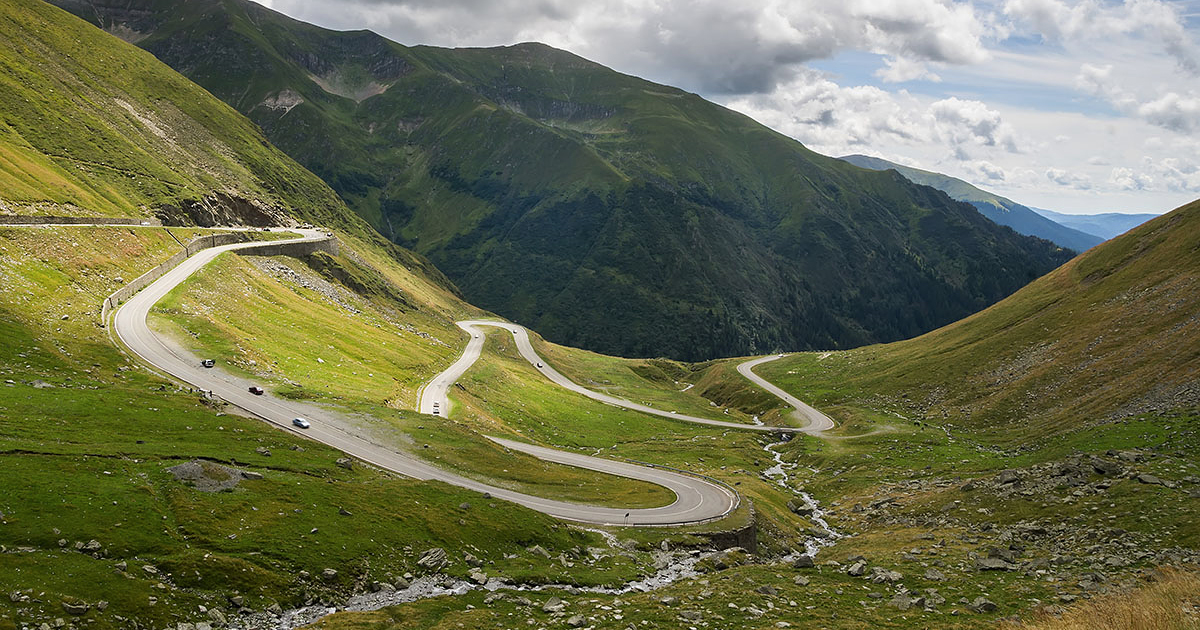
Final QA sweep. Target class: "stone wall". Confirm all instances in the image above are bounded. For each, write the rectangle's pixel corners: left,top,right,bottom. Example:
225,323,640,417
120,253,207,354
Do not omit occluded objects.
0,215,160,226
237,237,338,259
701,502,758,552
100,234,337,324
101,233,250,324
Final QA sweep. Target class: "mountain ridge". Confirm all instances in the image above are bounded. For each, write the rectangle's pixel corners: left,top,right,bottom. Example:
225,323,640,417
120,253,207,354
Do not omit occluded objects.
1031,206,1160,240
54,0,1075,360
839,154,1104,252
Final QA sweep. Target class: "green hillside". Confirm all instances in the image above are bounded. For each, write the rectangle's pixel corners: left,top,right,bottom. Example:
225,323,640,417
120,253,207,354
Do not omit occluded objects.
54,0,1075,360
841,154,1103,252
754,198,1200,440
0,0,369,230
0,4,663,625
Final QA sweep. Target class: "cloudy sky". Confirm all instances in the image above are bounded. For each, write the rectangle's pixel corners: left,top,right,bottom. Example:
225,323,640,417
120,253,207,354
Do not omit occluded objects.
252,0,1200,215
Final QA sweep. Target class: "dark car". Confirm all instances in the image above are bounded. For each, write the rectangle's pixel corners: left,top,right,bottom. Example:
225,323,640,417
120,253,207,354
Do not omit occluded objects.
249,386,264,395
201,359,215,368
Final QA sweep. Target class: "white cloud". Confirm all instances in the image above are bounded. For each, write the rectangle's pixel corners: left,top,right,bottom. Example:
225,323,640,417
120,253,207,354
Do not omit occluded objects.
969,160,1008,181
929,97,1022,153
258,0,995,94
1109,166,1152,190
875,56,941,82
1137,92,1200,133
1046,167,1093,189
1005,0,1200,74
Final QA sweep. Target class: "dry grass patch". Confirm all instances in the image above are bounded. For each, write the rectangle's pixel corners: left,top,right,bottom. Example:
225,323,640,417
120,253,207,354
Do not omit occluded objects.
1011,567,1200,630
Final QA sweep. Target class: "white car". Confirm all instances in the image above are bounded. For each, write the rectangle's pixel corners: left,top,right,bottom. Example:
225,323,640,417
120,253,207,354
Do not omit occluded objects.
292,417,311,429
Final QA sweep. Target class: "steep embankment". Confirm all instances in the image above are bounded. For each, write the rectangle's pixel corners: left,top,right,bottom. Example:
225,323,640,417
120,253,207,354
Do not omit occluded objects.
755,199,1200,439
56,0,1074,360
0,0,352,229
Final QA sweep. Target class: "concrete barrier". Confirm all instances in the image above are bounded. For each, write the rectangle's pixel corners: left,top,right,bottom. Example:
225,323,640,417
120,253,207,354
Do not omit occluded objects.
100,233,337,325
237,237,338,258
0,215,161,226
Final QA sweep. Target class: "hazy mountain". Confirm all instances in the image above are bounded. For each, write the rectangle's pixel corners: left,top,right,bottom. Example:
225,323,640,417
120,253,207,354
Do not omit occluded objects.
54,0,1074,360
840,154,1103,252
1031,207,1160,240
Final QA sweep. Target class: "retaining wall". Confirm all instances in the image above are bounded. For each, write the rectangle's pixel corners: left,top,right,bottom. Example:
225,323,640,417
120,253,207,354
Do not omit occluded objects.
238,237,338,258
701,502,758,552
100,233,337,325
0,215,161,226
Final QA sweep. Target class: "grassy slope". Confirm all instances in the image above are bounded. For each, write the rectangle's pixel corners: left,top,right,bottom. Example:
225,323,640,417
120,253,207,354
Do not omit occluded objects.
752,199,1200,441
1009,567,1200,630
56,0,1075,361
148,250,675,509
0,226,685,630
310,200,1200,629
0,5,688,628
0,0,351,230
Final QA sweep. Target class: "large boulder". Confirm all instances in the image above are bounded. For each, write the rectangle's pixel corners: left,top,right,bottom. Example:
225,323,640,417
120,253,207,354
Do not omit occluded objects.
417,548,448,571
976,557,1016,571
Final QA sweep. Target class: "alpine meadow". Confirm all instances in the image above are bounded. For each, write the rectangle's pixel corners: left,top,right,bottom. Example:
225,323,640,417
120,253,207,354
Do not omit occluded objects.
1,1,1197,630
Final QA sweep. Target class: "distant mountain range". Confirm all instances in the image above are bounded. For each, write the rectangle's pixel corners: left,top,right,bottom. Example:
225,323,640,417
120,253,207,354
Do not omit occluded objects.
54,0,1074,360
839,155,1104,252
1029,207,1161,240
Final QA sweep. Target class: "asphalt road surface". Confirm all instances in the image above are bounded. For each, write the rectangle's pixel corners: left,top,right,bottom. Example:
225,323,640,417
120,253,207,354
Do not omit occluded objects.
422,320,814,433
737,355,836,434
111,231,735,525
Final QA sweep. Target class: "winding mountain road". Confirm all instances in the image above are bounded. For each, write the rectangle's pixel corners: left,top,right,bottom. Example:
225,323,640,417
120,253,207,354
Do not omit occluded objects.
110,230,737,525
107,224,834,525
421,320,825,434
737,355,837,434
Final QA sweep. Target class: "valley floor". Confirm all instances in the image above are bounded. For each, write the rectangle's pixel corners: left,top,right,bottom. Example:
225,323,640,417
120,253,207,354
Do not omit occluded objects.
1,219,1197,630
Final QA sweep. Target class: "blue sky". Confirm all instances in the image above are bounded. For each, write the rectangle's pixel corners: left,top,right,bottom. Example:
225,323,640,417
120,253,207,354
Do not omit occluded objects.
256,0,1200,215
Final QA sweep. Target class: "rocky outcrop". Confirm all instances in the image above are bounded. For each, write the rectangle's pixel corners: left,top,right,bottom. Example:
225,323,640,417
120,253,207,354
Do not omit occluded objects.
156,193,287,228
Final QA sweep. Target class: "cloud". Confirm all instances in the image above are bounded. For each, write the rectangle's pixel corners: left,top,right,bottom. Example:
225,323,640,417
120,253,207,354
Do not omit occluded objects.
875,56,941,83
722,71,1025,167
1046,167,1092,189
929,97,1022,152
1137,92,1200,133
968,160,1008,182
1108,166,1151,190
1004,0,1200,75
257,0,995,94
1075,63,1200,134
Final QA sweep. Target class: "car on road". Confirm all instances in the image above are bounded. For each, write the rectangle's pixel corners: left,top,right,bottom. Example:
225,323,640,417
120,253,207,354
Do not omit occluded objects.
432,401,440,415
201,359,215,368
292,417,310,429
249,386,264,395
536,362,543,368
